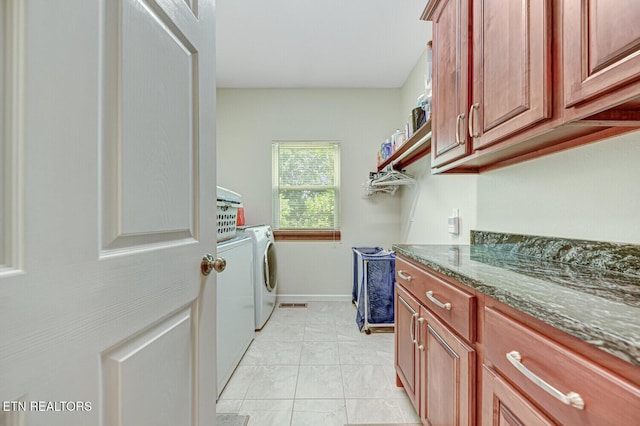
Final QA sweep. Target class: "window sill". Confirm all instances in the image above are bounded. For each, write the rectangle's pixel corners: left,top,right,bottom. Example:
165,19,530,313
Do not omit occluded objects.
273,230,341,241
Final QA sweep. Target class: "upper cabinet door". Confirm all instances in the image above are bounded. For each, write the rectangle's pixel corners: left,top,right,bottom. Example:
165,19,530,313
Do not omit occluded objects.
426,0,471,168
564,0,640,108
471,0,551,150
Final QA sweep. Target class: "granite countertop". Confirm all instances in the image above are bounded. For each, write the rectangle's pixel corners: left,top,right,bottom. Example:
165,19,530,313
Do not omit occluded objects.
392,231,640,367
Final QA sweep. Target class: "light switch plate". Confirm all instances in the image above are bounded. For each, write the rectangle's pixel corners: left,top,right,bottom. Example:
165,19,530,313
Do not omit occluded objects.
448,216,459,234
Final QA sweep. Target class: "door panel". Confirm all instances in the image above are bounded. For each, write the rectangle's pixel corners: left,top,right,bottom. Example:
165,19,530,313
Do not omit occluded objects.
0,0,4,266
430,0,470,167
482,365,555,426
102,307,195,426
394,284,420,410
482,0,527,131
426,323,457,424
119,0,196,236
588,2,640,74
0,0,217,425
421,306,474,426
472,0,550,149
0,0,23,272
101,0,199,251
564,0,640,107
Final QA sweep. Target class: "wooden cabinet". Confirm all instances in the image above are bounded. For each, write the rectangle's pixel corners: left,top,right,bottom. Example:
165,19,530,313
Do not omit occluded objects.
563,0,640,110
394,253,640,425
424,0,552,165
424,0,471,168
395,257,476,425
423,0,640,173
395,284,421,410
484,307,640,425
482,365,554,426
396,256,476,341
419,305,475,426
470,0,551,150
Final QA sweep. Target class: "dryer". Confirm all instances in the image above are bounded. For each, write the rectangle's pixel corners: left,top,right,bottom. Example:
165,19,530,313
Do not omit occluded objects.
244,225,277,330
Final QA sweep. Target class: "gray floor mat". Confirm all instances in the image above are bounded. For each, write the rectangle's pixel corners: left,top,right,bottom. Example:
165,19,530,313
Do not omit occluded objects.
216,413,249,426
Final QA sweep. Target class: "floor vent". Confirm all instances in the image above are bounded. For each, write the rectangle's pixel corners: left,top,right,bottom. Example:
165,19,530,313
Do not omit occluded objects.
278,303,308,308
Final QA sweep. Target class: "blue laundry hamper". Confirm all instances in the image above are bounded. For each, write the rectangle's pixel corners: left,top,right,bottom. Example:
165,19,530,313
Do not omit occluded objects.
352,247,395,334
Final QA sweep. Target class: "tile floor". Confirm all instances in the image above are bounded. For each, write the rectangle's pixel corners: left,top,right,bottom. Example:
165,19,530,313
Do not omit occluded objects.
216,301,421,426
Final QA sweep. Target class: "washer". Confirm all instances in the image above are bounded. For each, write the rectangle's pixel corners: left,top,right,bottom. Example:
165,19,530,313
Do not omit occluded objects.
244,225,277,330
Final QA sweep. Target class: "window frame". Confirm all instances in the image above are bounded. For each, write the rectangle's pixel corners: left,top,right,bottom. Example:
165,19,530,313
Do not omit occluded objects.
271,141,341,241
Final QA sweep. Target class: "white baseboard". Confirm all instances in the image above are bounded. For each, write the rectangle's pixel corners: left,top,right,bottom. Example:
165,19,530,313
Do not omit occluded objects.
276,294,352,303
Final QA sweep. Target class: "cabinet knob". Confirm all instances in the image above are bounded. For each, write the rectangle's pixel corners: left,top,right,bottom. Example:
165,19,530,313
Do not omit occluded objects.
201,254,226,276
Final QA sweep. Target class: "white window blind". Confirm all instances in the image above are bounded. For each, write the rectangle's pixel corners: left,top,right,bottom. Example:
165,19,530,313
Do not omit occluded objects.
272,141,341,230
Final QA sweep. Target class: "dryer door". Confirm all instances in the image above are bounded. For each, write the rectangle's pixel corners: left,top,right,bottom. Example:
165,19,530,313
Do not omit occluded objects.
263,241,278,292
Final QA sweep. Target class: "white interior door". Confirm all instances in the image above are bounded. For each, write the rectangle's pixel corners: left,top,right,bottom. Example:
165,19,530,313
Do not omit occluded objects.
0,1,217,425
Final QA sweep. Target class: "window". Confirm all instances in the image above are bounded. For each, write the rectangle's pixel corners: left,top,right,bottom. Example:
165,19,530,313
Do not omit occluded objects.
272,141,341,241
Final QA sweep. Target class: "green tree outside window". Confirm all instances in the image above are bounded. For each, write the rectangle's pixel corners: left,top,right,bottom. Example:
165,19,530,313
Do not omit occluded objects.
272,142,341,230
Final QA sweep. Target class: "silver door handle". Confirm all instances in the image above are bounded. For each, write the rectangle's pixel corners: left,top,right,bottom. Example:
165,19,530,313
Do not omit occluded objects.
398,295,418,345
426,291,451,311
468,103,479,138
201,254,226,276
397,270,413,282
455,113,466,145
506,351,585,410
417,318,425,351
410,312,418,344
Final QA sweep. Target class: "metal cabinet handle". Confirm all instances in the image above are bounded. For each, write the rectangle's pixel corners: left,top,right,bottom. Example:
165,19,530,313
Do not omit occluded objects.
426,291,451,311
397,270,412,282
417,318,425,351
398,295,418,345
410,312,418,344
506,351,585,410
468,103,479,138
438,114,466,156
455,113,466,145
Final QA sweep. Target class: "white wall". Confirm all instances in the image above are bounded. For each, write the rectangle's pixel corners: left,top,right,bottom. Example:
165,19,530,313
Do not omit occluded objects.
477,131,640,244
399,49,427,125
400,131,640,247
217,89,402,299
398,47,479,244
400,158,478,244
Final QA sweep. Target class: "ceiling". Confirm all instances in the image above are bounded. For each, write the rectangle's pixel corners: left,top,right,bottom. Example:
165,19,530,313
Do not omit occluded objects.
215,0,432,89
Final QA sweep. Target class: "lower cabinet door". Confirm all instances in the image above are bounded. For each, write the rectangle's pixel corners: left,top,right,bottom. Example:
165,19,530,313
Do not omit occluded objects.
395,284,420,410
420,306,475,426
482,365,555,426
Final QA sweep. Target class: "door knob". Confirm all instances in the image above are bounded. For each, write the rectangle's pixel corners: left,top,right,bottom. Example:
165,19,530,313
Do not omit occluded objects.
201,254,226,276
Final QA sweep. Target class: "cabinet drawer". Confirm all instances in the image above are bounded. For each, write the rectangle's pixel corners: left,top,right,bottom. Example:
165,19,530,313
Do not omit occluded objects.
485,307,640,425
396,257,475,342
